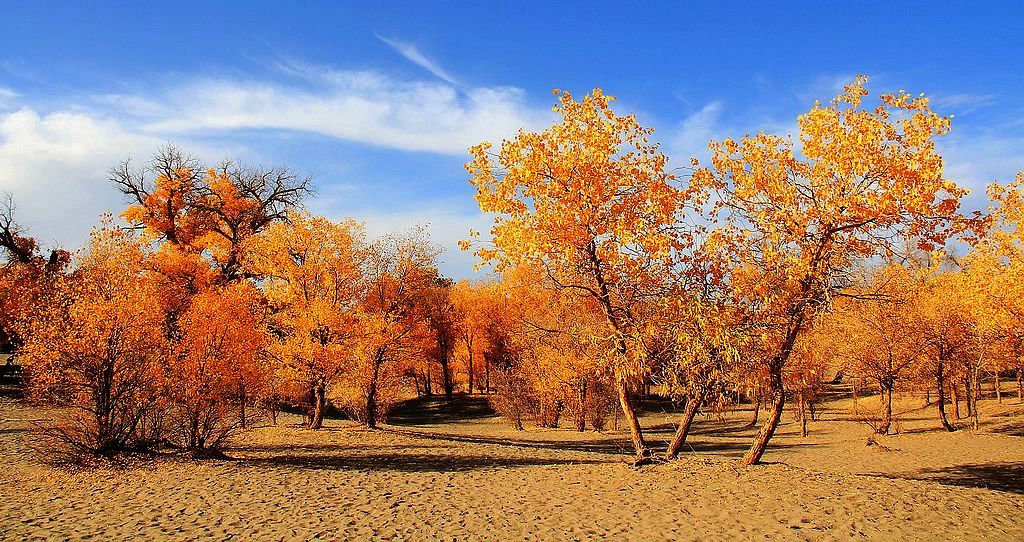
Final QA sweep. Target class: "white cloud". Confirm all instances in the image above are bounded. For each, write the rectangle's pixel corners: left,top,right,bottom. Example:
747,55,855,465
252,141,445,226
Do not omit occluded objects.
0,88,16,109
135,63,550,155
0,109,162,250
669,101,722,161
0,108,238,253
376,35,458,86
931,93,999,115
939,128,1024,206
312,198,494,279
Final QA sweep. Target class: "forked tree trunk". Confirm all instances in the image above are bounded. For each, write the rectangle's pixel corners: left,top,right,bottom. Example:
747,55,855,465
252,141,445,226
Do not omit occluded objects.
666,393,703,459
309,383,326,430
616,375,649,462
877,384,893,435
743,366,785,465
366,355,383,429
936,361,955,432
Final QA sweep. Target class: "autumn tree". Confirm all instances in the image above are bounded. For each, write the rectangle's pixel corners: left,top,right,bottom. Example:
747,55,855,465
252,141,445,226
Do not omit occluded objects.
968,172,1024,403
112,144,311,283
0,194,69,352
824,266,922,434
243,212,366,429
660,298,743,458
348,228,439,427
19,226,165,458
465,89,691,462
420,277,463,399
693,76,970,463
164,283,269,453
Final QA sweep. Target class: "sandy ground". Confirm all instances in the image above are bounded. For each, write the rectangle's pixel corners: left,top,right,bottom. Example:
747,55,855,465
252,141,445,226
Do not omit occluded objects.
1,392,1023,541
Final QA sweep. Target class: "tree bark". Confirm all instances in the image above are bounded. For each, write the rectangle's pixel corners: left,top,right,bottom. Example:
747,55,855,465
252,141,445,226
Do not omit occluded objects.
747,400,760,428
366,355,383,429
440,351,454,400
936,360,955,432
309,383,326,430
467,348,474,396
995,371,1002,403
616,375,649,462
799,391,808,438
877,384,893,435
743,365,785,465
575,380,588,432
952,381,961,420
1017,369,1022,402
666,393,703,459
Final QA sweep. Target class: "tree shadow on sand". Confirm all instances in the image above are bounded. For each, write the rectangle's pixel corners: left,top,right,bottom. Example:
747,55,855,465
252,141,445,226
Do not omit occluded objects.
236,451,610,473
871,462,1024,494
384,427,814,460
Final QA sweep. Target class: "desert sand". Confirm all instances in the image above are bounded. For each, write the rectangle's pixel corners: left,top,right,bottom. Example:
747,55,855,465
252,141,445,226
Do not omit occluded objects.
1,393,1022,541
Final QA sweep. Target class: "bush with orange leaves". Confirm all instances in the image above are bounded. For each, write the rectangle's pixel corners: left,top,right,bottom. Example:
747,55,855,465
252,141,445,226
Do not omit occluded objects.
19,227,166,460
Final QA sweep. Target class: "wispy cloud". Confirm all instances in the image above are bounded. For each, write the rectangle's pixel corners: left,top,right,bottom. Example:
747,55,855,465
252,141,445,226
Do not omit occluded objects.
0,88,17,110
376,35,458,86
128,60,550,154
0,58,551,276
931,93,999,114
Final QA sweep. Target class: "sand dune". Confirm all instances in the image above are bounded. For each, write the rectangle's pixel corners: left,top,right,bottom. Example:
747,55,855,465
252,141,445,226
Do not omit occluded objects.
1,394,1023,541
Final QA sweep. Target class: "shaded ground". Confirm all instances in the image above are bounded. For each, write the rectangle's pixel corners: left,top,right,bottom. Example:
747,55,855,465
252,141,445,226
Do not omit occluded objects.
1,393,1023,540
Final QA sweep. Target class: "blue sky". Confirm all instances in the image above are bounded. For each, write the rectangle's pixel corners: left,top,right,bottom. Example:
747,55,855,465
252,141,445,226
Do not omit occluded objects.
1,1,1022,277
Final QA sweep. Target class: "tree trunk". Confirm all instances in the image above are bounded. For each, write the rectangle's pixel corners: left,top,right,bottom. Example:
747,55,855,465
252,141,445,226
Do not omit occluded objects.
467,349,474,396
309,383,326,430
485,361,490,394
666,393,703,459
936,361,955,432
952,382,961,419
743,366,785,465
971,364,981,431
877,384,893,435
440,352,454,400
615,375,649,462
366,355,382,429
747,399,760,428
963,376,973,418
1017,369,1022,402
575,380,587,432
995,371,1002,403
799,391,808,438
